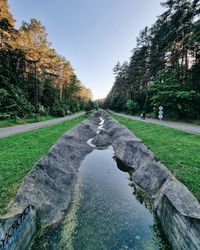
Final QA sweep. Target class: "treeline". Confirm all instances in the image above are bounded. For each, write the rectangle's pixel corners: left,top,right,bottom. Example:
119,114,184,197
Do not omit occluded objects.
0,0,92,119
104,0,200,119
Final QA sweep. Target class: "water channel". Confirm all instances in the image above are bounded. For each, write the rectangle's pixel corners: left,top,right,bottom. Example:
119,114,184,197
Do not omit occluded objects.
34,118,170,250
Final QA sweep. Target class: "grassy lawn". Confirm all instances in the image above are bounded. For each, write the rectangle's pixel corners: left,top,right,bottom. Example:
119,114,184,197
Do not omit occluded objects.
0,115,56,128
112,114,200,201
0,114,88,214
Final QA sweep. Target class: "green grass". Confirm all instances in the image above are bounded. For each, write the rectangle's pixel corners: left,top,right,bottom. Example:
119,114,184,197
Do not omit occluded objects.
0,115,56,128
0,114,88,214
112,114,200,201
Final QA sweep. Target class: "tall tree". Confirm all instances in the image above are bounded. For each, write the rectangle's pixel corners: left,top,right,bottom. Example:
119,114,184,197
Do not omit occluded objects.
105,0,200,118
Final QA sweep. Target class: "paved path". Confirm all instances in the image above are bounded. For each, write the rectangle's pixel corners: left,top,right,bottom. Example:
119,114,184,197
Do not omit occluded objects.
0,112,85,138
111,111,200,135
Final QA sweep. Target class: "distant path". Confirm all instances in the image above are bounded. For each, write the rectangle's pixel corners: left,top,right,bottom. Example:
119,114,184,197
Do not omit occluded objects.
111,111,200,135
0,112,85,138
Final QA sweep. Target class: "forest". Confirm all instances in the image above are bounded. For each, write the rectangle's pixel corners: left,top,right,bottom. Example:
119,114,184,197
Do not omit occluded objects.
104,0,200,119
0,0,93,120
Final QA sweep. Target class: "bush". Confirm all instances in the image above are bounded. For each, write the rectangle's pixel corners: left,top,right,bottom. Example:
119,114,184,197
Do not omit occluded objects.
50,100,66,117
125,99,139,114
38,105,46,115
0,113,10,120
0,85,35,119
84,100,94,112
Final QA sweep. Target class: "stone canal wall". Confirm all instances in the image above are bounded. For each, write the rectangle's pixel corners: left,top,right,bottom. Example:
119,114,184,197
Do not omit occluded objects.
99,110,200,250
0,113,100,249
1,110,200,249
8,113,99,226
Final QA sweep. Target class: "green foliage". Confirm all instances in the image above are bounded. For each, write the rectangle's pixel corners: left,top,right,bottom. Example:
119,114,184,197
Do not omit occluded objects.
50,100,66,117
0,88,8,99
93,101,99,110
113,114,200,202
0,84,35,118
84,100,94,112
0,3,92,121
0,113,10,120
105,0,200,119
147,67,200,118
125,99,139,114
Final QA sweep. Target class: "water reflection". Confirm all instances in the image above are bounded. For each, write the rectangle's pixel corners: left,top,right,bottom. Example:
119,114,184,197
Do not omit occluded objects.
34,146,170,250
113,156,134,173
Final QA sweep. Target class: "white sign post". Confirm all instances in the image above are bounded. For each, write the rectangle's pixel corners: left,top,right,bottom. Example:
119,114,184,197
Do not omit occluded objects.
158,106,164,120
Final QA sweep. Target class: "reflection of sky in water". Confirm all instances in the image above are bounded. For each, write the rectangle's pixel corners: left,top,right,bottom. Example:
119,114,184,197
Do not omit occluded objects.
53,146,168,250
35,146,170,250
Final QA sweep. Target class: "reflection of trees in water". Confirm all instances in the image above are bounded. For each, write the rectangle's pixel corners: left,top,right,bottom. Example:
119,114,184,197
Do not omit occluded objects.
150,217,172,250
131,182,171,249
131,182,152,211
131,176,171,249
113,156,134,173
114,155,171,250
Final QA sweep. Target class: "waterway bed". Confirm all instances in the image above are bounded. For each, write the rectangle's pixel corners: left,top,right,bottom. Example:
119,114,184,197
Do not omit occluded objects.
41,145,169,250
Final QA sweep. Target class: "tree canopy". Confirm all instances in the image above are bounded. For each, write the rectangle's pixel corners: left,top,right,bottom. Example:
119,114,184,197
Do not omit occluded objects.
0,0,92,119
104,0,200,119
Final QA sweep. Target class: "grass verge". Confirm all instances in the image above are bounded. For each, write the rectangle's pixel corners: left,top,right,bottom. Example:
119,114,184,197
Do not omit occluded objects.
0,115,56,128
112,114,200,201
0,114,88,214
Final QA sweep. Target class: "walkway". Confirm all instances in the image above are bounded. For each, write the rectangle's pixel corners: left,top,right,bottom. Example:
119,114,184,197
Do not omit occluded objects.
0,112,85,138
111,111,200,135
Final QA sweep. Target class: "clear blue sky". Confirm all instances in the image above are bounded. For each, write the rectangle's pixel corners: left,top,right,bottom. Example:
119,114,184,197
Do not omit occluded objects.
9,0,163,100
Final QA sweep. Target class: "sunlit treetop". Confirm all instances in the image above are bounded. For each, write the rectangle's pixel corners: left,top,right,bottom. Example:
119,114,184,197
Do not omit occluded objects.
0,0,16,26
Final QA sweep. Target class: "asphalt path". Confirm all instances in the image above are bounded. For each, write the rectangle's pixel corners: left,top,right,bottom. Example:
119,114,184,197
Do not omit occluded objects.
0,112,85,138
111,111,200,135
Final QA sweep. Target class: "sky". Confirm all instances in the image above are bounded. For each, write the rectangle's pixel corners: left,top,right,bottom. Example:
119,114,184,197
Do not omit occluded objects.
9,0,164,100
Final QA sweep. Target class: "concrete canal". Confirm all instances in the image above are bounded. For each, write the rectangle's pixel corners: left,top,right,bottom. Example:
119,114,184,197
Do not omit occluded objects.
33,118,169,250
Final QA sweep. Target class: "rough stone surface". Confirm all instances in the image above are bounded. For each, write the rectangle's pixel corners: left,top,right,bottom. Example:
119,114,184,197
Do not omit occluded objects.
154,178,200,219
113,140,153,170
132,162,171,197
92,130,111,147
104,117,141,142
154,178,200,249
101,111,200,250
155,185,200,249
101,113,169,195
7,113,99,226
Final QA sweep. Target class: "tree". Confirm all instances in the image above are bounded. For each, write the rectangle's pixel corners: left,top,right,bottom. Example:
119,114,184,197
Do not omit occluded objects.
105,0,200,119
0,0,16,47
0,1,92,119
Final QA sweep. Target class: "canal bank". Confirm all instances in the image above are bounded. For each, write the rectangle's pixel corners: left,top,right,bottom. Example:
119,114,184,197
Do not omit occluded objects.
0,113,100,249
101,110,200,250
32,115,169,249
1,110,200,249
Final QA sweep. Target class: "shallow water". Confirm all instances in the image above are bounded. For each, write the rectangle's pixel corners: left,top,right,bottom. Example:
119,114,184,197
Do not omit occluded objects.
40,145,169,250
